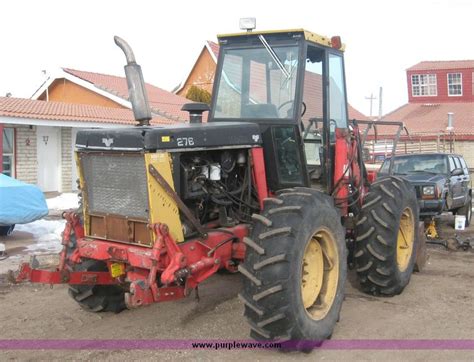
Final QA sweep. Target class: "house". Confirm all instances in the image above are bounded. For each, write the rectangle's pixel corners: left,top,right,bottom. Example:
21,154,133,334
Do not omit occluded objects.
174,41,368,121
174,41,219,97
380,60,474,169
0,68,191,192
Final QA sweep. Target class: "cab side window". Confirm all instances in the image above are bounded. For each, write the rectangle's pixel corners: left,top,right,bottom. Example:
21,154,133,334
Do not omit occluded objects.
453,157,462,170
328,53,348,129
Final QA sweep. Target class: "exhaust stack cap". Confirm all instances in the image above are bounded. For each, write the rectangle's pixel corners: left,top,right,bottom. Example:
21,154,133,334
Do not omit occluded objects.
114,36,152,126
182,103,210,123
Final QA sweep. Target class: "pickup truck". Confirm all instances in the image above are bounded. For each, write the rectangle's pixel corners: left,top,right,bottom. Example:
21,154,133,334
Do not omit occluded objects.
378,153,472,227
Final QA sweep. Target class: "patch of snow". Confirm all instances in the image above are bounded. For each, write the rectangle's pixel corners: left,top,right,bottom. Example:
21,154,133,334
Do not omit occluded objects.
46,193,79,211
15,219,66,254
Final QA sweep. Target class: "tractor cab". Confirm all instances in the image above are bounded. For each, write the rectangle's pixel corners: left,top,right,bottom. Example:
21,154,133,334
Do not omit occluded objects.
209,29,349,192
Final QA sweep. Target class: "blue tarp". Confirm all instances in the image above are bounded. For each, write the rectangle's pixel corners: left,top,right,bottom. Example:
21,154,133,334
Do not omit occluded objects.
0,174,48,225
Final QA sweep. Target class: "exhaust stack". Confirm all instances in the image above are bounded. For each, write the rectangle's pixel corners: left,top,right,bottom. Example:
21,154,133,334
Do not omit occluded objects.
114,36,152,126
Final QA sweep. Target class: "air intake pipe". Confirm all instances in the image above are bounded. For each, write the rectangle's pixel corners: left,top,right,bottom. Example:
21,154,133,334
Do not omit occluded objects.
114,36,152,126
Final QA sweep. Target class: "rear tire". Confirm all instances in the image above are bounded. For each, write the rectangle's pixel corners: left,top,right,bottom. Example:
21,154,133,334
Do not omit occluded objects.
456,195,472,227
355,176,419,296
239,188,347,350
68,259,126,313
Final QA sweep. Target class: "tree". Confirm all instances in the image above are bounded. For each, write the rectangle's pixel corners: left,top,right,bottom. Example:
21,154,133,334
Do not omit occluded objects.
185,85,212,105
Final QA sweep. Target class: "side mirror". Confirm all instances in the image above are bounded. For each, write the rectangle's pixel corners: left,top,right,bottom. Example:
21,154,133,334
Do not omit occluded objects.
451,168,463,176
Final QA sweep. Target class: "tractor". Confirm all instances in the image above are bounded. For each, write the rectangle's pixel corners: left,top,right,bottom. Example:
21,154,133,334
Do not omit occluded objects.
15,24,422,349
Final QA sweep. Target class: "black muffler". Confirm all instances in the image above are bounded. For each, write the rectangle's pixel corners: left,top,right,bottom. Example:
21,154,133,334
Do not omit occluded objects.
114,36,152,126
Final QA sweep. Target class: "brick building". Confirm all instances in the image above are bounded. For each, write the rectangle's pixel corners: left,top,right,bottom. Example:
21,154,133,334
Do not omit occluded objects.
380,60,474,170
0,68,189,192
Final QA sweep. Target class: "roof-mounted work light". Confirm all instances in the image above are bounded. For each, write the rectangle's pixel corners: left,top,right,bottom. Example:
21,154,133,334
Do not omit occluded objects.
239,18,256,32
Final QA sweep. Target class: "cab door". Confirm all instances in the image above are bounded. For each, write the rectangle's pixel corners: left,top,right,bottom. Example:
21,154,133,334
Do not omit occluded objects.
448,156,464,208
453,156,469,207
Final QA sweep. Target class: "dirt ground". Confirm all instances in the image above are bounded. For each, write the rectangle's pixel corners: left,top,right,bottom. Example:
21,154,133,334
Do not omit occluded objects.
0,216,473,360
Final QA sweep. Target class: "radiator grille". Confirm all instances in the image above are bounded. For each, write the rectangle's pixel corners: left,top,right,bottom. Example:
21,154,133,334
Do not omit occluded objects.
80,153,149,220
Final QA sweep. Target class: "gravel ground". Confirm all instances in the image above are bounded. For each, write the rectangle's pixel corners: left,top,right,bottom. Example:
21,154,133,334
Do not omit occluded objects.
0,215,473,360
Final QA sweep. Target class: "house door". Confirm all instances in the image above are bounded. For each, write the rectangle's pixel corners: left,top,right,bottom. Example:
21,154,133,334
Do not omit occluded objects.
37,126,60,192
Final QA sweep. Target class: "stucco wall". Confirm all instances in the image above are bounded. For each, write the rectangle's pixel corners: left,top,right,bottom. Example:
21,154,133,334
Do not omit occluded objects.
455,140,474,177
38,79,124,109
176,47,216,97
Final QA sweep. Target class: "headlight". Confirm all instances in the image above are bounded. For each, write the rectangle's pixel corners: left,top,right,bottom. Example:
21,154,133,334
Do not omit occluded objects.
422,186,435,195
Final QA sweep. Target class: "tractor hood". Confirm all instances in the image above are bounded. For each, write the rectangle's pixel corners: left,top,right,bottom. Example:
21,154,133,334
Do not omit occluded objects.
75,122,262,151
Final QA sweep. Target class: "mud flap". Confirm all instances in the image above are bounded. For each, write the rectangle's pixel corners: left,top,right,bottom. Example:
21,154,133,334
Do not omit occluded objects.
414,221,428,272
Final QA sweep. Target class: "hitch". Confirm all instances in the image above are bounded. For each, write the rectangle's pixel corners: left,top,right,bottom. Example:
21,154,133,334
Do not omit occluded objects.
11,212,116,286
13,260,117,285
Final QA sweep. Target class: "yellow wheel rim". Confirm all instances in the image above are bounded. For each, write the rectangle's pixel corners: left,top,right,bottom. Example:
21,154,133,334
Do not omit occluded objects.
301,228,339,321
396,207,415,272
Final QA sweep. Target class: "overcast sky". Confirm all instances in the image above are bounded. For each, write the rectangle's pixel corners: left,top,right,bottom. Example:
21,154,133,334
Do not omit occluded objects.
1,0,472,116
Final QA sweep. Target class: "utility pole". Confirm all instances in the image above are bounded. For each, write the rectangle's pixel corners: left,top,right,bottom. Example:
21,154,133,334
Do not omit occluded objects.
378,87,383,119
365,93,377,117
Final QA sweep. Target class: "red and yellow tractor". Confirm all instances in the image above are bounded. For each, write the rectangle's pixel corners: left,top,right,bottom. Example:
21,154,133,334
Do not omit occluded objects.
16,26,423,349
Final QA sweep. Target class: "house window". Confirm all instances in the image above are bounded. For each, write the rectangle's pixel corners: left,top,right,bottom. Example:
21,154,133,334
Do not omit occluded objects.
447,73,462,96
2,128,15,177
411,74,437,96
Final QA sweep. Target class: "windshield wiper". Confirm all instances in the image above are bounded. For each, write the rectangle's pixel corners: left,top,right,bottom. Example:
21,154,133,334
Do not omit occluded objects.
407,170,438,175
258,35,290,79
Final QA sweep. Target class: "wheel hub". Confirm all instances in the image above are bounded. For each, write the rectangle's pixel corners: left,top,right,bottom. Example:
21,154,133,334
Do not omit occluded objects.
396,207,415,272
301,228,339,320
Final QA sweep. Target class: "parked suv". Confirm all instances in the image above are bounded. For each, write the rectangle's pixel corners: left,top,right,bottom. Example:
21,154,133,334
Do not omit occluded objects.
378,153,472,227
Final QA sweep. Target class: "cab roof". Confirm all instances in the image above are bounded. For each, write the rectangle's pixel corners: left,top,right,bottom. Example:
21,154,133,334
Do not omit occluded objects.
217,28,345,51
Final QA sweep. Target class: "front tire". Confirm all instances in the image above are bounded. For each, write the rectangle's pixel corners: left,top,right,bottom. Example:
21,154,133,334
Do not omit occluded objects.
457,195,472,227
68,259,126,313
355,176,419,296
239,188,347,350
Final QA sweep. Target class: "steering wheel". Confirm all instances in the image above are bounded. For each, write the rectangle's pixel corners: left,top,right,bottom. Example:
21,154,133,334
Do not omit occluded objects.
277,101,307,117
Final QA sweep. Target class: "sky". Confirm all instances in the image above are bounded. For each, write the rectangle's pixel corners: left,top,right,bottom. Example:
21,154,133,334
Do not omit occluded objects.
0,0,472,116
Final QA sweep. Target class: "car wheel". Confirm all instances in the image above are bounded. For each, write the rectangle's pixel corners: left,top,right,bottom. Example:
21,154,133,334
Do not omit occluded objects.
457,195,472,227
0,225,15,236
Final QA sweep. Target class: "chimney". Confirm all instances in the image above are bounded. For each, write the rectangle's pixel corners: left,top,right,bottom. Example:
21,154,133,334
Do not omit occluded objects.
446,112,454,132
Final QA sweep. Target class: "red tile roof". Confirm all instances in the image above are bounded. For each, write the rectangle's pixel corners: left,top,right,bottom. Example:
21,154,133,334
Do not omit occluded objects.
0,97,174,125
207,41,220,59
380,102,473,136
62,68,191,121
407,60,474,71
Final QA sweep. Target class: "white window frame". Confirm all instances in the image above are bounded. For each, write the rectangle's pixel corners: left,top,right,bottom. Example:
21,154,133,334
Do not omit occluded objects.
411,74,437,97
2,127,15,177
447,73,463,96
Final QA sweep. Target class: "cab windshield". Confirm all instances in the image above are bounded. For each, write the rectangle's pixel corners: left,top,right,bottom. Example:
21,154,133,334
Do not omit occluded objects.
213,43,300,120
